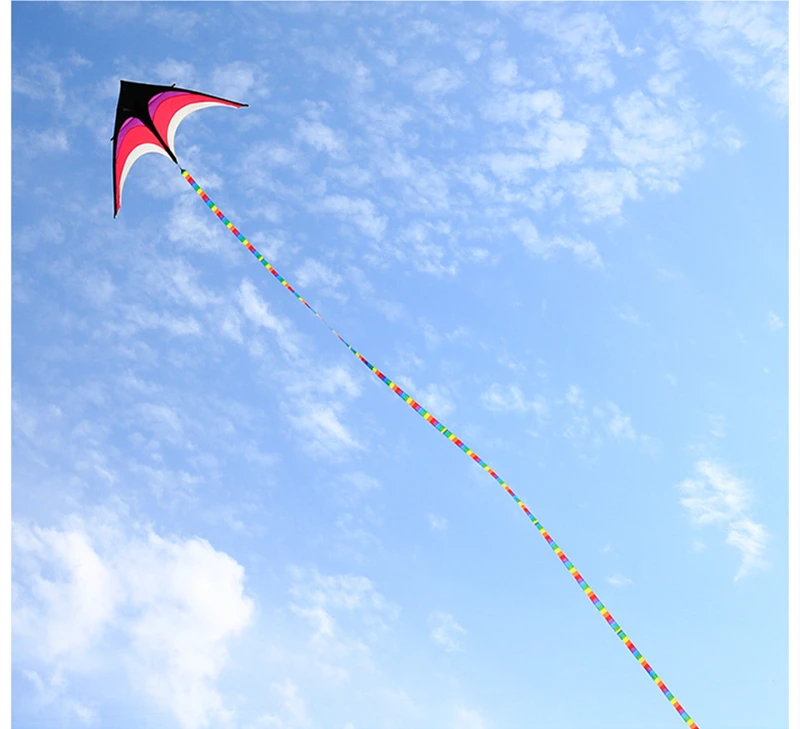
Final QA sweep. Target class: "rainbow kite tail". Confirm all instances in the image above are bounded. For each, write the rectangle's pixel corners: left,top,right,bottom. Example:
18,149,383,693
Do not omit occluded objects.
180,167,700,729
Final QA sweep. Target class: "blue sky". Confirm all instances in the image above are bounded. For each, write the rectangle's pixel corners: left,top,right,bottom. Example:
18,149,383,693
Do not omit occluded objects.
10,3,789,729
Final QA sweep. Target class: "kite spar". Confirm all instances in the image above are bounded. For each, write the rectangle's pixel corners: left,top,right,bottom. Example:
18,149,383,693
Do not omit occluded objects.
113,80,700,729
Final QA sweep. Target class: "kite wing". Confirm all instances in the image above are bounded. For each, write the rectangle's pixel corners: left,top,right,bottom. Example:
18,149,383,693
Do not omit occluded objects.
112,80,246,217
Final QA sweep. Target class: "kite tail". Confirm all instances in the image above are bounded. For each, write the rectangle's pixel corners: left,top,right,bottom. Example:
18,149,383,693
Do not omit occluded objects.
180,168,699,729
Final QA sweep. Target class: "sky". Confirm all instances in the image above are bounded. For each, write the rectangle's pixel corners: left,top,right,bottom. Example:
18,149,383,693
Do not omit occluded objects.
10,3,790,729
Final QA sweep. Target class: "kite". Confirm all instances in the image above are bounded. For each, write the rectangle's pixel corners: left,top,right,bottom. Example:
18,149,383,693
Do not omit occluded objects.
113,80,700,728
112,80,247,217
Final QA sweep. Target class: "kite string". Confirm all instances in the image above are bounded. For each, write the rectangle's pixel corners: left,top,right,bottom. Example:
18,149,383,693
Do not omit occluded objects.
180,168,699,729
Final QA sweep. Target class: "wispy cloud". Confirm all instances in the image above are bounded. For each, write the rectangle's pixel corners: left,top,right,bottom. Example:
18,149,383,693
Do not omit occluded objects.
209,60,269,101
564,385,584,409
606,574,632,588
726,519,769,582
237,279,301,359
481,89,563,124
709,415,727,439
452,706,487,729
319,195,387,240
22,669,95,725
285,400,362,457
766,311,784,332
413,67,463,97
591,401,637,441
489,57,519,86
677,460,768,580
295,118,347,159
523,8,629,92
481,383,547,417
510,218,602,267
568,167,639,220
255,680,311,729
426,514,448,531
667,2,788,111
429,611,466,652
289,567,399,659
608,90,706,193
295,258,345,296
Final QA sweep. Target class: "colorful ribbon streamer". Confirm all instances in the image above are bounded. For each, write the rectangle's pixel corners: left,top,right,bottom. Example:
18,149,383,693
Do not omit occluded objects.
181,168,699,729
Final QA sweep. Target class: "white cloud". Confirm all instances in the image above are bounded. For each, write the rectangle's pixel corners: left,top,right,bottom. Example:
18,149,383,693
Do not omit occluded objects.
278,363,364,459
295,119,346,158
339,472,381,504
250,142,302,169
481,89,563,124
524,9,628,92
260,680,311,729
137,402,183,440
606,574,632,588
13,59,68,106
677,460,750,525
452,706,486,729
510,219,602,268
295,258,344,291
486,152,537,184
617,306,646,327
568,167,639,219
394,223,458,277
668,2,788,110
209,60,268,101
13,524,121,661
608,90,706,193
154,58,199,88
677,460,768,580
456,37,483,64
237,279,300,358
489,58,519,86
548,234,603,268
285,399,361,457
564,385,584,409
409,19,440,38
288,568,398,661
165,260,220,309
320,195,387,240
718,124,744,154
12,513,255,729
426,514,448,531
529,119,591,169
766,311,784,332
646,44,684,97
290,569,395,617
167,196,230,254
413,382,455,419
117,304,203,339
481,383,546,417
23,669,96,725
15,128,70,154
429,612,466,652
727,519,768,582
289,364,362,401
709,415,726,439
604,402,636,440
413,67,462,96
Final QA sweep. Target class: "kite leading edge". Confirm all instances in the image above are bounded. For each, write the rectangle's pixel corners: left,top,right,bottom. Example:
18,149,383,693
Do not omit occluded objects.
113,80,700,729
